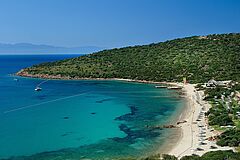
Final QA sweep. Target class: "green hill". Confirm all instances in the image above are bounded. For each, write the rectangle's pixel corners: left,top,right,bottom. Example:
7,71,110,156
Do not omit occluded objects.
17,33,240,83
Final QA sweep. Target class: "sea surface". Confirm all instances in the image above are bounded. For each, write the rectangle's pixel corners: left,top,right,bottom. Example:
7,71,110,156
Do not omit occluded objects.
0,54,185,160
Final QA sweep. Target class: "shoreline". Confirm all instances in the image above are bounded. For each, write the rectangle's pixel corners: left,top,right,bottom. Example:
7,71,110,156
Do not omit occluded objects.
15,71,183,86
154,84,191,156
166,84,234,158
15,72,234,158
165,84,196,157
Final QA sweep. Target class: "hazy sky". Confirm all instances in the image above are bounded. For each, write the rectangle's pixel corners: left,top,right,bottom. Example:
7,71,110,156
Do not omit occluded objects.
0,0,240,48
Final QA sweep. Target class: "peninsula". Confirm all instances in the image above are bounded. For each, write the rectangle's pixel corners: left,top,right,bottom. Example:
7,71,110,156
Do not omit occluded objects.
16,33,240,160
17,33,240,83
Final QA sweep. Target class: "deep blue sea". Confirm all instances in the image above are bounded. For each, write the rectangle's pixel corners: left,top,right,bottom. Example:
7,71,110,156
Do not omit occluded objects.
0,55,185,160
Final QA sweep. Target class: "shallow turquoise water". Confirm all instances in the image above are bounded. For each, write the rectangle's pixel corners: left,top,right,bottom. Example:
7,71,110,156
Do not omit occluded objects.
0,55,185,159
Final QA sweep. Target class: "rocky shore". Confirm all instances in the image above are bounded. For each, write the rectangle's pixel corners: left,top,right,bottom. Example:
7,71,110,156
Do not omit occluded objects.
16,70,183,87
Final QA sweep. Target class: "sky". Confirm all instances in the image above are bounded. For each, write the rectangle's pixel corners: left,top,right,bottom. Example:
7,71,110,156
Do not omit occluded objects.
0,0,240,48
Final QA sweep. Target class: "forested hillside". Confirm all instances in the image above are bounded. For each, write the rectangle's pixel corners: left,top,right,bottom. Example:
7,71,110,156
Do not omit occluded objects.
17,33,240,83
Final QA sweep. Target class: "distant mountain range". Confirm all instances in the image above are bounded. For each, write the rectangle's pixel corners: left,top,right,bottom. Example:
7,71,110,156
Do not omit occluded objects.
0,43,104,54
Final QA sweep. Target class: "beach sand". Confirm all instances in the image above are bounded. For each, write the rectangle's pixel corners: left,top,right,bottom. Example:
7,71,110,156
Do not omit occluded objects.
166,83,233,158
14,73,235,158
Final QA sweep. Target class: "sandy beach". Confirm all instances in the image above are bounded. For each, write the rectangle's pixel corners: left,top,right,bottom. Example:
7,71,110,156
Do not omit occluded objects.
167,83,233,158
14,72,236,158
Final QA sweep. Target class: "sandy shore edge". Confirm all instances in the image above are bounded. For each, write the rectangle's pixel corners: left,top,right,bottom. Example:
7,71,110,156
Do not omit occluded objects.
155,86,190,155
15,73,234,158
165,84,234,159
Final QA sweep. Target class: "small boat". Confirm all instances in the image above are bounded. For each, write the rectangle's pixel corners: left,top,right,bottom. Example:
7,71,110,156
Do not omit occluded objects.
34,80,49,91
35,86,42,91
13,78,18,81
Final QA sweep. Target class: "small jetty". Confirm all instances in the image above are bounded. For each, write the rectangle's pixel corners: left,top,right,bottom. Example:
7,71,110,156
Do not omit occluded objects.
155,83,183,90
167,86,183,90
155,85,167,88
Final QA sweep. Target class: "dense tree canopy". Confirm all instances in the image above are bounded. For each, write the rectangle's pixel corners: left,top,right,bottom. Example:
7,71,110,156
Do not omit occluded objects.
217,129,240,147
127,150,240,160
18,33,240,83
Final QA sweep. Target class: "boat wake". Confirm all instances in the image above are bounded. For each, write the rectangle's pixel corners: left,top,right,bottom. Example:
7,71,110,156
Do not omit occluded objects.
3,90,91,114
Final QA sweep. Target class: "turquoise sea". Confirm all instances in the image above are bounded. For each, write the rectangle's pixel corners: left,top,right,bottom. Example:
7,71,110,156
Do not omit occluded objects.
0,55,185,160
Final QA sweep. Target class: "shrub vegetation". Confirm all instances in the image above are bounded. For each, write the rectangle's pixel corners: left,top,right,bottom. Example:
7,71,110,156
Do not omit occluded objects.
19,33,240,83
